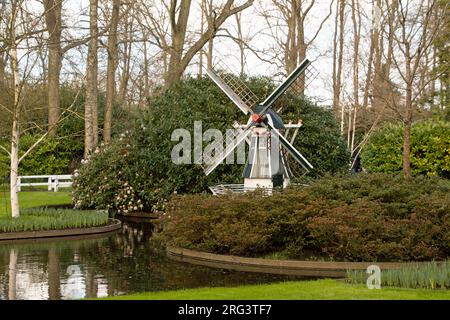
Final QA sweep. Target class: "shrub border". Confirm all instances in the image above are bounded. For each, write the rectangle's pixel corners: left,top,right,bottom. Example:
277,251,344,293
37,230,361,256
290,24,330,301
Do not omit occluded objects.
0,218,122,241
167,246,431,278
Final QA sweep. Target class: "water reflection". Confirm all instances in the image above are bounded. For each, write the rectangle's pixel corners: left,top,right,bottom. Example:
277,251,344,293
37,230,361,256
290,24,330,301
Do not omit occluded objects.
0,219,309,300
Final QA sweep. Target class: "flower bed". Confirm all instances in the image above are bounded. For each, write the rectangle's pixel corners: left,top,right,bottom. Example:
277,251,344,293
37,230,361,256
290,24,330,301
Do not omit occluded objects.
0,208,109,233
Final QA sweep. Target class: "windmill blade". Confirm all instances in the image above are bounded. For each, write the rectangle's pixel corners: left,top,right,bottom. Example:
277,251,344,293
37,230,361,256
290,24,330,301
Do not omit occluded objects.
266,122,313,172
203,128,252,176
206,68,254,115
260,59,311,113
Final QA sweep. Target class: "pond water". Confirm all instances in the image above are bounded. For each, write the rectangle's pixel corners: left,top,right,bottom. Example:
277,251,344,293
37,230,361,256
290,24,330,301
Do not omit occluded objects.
0,218,310,300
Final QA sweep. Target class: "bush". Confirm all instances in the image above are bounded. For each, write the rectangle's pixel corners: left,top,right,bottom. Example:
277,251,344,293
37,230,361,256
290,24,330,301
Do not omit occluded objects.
361,119,450,178
0,135,83,181
73,76,349,214
157,174,450,262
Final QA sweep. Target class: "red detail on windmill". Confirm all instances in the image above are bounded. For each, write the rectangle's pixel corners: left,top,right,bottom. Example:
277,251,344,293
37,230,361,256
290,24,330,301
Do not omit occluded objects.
251,114,263,123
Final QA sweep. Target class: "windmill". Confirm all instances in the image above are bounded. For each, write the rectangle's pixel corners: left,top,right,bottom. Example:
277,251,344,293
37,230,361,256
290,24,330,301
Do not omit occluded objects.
204,58,318,194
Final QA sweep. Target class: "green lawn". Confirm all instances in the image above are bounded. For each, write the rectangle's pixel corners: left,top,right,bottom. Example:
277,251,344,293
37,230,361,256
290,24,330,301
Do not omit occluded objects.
102,279,450,300
0,189,72,218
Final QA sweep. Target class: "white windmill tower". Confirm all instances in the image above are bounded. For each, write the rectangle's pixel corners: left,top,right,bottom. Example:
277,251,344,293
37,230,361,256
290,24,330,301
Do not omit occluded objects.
204,59,318,194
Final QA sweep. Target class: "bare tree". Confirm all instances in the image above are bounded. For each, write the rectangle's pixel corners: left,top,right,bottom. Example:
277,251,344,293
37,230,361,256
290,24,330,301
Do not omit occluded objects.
390,0,445,177
164,0,254,88
260,0,333,94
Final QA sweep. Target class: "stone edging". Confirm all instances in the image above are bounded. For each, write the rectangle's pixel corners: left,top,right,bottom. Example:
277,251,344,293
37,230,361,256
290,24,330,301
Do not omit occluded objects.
167,246,428,278
0,218,122,241
115,212,160,219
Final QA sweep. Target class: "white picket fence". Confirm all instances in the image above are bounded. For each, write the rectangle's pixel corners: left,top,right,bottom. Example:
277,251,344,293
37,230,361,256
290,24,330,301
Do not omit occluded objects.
17,175,73,192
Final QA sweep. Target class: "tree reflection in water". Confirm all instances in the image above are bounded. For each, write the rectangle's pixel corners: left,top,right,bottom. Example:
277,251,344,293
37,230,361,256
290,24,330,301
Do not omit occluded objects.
0,219,309,300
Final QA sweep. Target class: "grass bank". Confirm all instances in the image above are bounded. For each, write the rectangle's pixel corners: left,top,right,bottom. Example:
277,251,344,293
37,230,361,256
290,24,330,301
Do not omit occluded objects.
0,189,72,218
101,279,449,300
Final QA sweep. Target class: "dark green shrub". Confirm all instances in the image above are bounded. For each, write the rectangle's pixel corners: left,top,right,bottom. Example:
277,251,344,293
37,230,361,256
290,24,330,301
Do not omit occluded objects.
73,76,348,213
157,174,450,262
0,135,83,179
361,119,450,178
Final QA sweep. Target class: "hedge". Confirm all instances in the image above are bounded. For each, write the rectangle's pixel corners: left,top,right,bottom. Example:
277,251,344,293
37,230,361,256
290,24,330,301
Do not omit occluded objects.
157,173,450,262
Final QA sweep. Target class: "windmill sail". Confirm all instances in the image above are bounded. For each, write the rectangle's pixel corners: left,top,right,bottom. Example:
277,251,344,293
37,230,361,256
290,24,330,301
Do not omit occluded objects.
266,122,313,172
206,59,259,115
203,128,252,176
206,69,253,115
260,59,311,112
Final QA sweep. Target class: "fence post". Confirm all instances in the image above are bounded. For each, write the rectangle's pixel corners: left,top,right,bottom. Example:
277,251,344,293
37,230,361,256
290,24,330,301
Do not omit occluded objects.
17,176,21,192
48,177,52,191
54,176,58,192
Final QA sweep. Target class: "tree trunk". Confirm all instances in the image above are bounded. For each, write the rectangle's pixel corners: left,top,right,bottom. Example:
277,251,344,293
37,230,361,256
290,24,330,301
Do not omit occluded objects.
10,117,19,219
206,0,213,70
143,34,150,99
372,0,384,111
383,0,397,109
10,23,20,219
0,54,6,85
285,0,297,74
207,38,213,70
104,0,120,145
85,0,98,157
296,2,306,94
362,0,378,109
165,0,192,87
118,11,132,103
334,0,345,133
199,0,205,77
44,0,63,135
235,12,245,76
332,0,339,111
403,50,413,179
350,0,360,152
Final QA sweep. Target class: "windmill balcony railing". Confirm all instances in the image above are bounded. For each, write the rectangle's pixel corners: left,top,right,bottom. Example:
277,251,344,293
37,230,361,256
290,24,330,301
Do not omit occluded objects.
209,184,280,196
